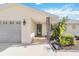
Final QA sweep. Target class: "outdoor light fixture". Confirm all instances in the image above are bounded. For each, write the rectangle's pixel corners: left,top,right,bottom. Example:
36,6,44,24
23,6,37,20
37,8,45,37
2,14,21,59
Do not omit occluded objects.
23,19,26,26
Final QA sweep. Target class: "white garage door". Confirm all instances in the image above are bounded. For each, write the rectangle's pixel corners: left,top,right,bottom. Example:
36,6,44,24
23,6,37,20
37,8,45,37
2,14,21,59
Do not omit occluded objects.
0,21,21,43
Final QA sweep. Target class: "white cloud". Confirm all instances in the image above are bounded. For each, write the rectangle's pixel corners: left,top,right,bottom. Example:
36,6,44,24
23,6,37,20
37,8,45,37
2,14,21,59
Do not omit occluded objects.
0,3,5,4
44,4,79,20
35,3,42,5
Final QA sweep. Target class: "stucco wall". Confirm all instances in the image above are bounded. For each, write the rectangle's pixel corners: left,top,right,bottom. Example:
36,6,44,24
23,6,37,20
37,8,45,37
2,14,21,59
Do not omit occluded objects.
31,20,36,36
0,4,58,44
42,22,46,36
0,7,33,44
64,24,79,35
21,17,32,44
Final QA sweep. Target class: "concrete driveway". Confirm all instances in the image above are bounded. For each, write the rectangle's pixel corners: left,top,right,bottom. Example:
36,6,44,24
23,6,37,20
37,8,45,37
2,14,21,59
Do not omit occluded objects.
0,43,79,56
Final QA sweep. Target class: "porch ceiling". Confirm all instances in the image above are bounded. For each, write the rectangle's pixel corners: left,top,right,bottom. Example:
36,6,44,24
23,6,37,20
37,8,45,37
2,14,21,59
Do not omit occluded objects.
31,16,58,24
31,17,46,24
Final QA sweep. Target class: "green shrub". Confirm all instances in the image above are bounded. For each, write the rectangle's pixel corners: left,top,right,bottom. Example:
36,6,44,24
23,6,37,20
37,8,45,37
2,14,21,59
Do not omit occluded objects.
75,34,79,38
51,31,55,40
65,33,74,39
51,17,75,47
60,37,66,46
60,34,74,46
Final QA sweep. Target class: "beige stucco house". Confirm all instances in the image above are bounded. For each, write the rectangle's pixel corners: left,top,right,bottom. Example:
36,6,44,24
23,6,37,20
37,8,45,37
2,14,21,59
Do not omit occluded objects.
0,3,58,44
64,20,79,36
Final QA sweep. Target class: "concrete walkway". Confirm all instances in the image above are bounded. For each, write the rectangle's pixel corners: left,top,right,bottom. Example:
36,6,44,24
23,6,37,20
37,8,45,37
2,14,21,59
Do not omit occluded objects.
0,43,78,56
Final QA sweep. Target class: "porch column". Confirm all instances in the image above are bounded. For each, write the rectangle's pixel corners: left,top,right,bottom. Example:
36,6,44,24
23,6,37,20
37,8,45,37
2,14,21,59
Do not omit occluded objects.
21,17,32,45
46,17,51,42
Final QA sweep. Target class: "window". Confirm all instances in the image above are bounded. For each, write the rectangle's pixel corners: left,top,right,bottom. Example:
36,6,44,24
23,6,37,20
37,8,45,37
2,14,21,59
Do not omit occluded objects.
0,21,2,24
37,24,42,36
3,21,7,24
16,21,21,24
10,21,14,24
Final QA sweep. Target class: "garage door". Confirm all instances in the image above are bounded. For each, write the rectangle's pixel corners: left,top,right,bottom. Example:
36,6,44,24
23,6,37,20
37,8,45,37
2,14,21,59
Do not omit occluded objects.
0,21,21,43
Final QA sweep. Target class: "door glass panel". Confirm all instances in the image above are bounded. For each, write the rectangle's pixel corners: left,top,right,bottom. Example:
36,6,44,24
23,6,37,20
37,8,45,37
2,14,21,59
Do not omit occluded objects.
37,24,42,36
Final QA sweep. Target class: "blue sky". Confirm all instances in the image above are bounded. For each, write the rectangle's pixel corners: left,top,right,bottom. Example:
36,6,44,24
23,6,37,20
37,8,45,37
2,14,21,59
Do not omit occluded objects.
22,3,79,20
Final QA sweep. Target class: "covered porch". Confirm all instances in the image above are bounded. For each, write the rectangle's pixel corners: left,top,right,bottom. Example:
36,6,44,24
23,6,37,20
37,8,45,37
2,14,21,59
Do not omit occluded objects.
30,16,57,44
30,18,47,44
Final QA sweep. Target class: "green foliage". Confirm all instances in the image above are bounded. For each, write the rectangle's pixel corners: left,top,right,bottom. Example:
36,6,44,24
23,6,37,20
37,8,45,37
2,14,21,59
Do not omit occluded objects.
64,33,74,46
75,34,79,37
51,17,74,47
51,17,66,41
51,23,59,40
58,17,66,44
60,34,74,47
65,33,74,39
59,37,66,46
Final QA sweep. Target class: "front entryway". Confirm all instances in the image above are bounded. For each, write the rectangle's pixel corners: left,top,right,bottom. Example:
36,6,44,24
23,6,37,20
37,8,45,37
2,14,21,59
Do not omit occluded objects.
0,21,21,43
32,24,47,44
37,24,42,37
32,37,47,44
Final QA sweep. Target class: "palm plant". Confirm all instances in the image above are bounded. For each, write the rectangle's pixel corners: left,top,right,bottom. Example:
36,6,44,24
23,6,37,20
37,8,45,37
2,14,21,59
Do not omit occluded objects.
58,18,66,45
51,17,67,46
51,17,75,46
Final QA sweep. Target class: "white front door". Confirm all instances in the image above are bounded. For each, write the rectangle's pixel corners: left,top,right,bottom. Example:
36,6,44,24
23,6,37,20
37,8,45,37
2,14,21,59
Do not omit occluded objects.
36,24,42,36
